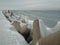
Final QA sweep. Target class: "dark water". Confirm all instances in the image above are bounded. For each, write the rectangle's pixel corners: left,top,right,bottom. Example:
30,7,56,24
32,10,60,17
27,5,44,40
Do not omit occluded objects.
12,10,60,27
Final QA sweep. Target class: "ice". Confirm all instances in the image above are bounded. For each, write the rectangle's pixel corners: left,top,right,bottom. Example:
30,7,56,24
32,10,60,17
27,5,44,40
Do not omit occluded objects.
0,11,29,45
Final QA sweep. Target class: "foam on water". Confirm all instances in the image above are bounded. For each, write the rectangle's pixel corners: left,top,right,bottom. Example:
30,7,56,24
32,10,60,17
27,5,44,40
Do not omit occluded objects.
27,20,33,29
39,19,60,38
0,11,29,45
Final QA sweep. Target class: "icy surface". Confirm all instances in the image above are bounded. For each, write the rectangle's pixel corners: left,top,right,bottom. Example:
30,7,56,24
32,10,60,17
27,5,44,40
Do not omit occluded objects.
0,11,29,45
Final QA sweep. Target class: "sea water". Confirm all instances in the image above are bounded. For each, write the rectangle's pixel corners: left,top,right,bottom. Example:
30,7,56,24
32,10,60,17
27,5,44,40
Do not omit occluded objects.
12,10,60,27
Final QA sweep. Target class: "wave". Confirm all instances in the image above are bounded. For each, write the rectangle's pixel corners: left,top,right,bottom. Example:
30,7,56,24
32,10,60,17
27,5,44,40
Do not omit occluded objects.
39,19,60,38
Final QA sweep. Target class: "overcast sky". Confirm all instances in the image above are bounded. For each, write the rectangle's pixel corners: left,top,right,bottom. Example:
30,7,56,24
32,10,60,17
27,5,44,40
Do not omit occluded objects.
0,0,60,10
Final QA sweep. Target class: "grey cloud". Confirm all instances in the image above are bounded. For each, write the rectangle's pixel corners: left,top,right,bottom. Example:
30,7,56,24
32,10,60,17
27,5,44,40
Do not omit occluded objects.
0,0,60,10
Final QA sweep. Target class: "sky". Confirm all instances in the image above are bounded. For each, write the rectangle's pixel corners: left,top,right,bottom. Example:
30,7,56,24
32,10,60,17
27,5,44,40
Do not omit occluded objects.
0,0,60,10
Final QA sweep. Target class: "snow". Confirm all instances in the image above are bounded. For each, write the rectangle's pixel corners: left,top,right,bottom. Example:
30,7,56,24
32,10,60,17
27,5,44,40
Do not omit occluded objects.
0,11,29,45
